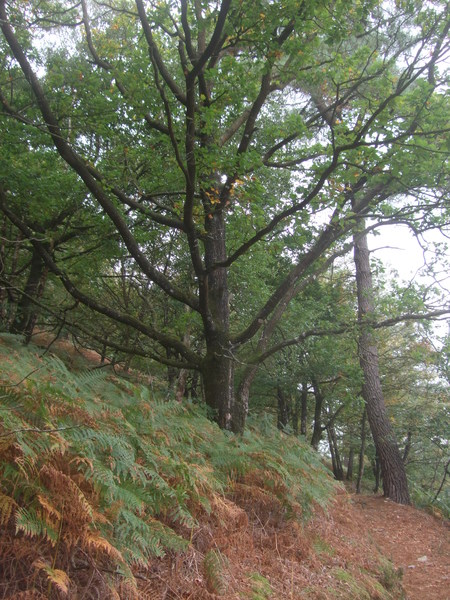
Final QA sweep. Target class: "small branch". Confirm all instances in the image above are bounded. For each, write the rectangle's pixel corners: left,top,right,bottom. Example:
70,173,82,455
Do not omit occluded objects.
433,458,450,502
0,365,44,387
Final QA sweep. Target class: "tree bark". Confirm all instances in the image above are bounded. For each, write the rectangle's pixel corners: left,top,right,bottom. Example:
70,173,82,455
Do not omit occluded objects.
202,207,235,430
277,385,291,430
402,428,412,464
202,333,234,429
311,377,324,450
234,364,257,434
373,456,381,493
327,423,344,480
356,407,367,494
353,219,410,504
9,246,47,342
346,446,355,481
300,381,308,436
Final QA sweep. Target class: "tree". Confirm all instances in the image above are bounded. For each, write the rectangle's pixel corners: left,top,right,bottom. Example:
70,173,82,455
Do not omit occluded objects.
0,0,448,434
353,216,410,504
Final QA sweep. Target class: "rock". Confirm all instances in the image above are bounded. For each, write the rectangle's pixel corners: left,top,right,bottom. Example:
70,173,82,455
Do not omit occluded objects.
417,556,428,563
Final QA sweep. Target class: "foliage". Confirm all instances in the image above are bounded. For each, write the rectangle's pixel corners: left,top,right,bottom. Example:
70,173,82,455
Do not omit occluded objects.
0,0,448,433
0,333,335,597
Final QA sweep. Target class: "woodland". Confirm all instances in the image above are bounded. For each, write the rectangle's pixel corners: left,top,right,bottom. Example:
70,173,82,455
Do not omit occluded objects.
0,0,449,597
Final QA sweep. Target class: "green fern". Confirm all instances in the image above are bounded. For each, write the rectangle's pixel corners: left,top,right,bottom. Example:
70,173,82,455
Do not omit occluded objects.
248,572,273,600
204,549,228,596
0,333,336,598
15,507,58,544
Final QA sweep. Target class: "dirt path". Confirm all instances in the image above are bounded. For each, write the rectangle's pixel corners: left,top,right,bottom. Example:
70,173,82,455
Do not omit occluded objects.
351,495,449,600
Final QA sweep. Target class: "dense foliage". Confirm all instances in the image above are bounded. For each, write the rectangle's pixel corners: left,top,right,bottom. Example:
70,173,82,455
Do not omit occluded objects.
0,333,339,597
0,0,448,512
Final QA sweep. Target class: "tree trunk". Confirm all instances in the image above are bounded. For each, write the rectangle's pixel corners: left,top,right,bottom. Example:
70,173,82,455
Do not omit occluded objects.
356,407,367,494
402,429,412,464
234,364,258,434
277,385,291,430
373,456,381,493
292,389,299,436
346,446,355,481
175,368,189,402
311,377,324,450
202,207,236,430
353,219,410,504
327,424,344,480
202,334,234,429
9,246,46,342
300,381,308,436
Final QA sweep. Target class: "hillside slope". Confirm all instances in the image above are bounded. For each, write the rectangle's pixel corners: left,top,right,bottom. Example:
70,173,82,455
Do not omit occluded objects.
352,496,449,600
0,334,422,599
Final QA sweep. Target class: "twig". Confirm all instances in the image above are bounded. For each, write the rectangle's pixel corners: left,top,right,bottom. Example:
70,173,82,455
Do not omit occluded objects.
433,458,450,502
2,365,44,387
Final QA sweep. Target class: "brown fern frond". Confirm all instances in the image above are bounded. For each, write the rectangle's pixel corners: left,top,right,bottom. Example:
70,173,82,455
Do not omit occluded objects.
39,464,94,529
32,558,70,596
36,494,61,522
0,490,17,525
82,530,125,563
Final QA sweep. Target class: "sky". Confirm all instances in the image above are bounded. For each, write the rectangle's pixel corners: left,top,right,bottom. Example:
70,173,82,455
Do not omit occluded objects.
370,224,450,341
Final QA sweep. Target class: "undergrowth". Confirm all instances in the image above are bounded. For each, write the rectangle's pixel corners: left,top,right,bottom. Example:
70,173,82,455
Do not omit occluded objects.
0,334,335,598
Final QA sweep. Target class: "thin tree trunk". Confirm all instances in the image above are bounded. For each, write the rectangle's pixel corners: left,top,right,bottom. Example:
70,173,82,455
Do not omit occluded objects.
277,385,291,430
433,458,450,502
311,377,324,450
175,369,189,402
175,307,191,402
300,381,308,436
356,407,367,494
234,364,257,433
373,456,381,493
292,389,300,436
327,423,344,480
346,447,355,481
9,247,46,341
402,429,412,464
353,216,410,504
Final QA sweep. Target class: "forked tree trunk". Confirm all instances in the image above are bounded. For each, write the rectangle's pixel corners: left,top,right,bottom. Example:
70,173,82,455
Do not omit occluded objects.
353,219,410,504
327,424,345,480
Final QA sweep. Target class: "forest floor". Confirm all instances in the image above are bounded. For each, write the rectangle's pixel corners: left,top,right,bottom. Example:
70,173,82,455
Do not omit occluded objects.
351,495,449,600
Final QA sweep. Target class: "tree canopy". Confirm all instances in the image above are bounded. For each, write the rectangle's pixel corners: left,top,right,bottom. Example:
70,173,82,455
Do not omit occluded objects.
0,0,449,438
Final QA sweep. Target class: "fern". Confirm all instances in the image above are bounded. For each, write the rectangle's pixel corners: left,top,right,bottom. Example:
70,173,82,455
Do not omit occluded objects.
0,333,336,598
15,507,58,544
204,549,228,595
0,490,16,525
32,559,70,596
248,572,273,600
